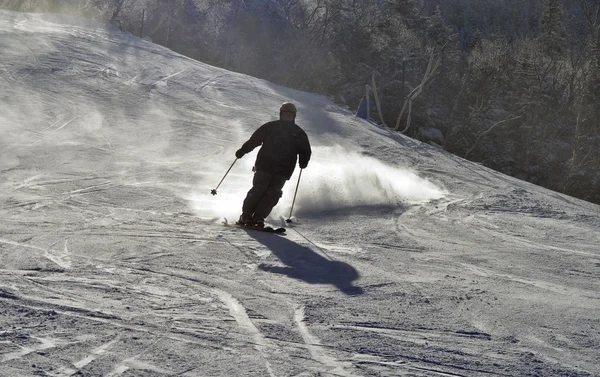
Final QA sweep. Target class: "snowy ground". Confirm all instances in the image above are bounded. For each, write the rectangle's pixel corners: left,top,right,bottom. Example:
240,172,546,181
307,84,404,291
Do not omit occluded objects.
1,10,599,377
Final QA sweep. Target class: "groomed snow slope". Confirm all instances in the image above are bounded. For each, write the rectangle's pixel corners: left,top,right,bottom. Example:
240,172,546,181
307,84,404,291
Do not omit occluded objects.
1,10,599,377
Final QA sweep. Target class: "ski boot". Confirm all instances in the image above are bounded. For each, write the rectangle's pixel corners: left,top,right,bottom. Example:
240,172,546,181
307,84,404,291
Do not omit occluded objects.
237,213,253,226
250,216,265,228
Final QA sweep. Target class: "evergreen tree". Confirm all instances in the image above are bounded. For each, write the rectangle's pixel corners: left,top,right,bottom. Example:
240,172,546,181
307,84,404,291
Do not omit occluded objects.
539,0,566,56
386,0,419,18
468,29,483,52
384,0,422,29
428,5,453,47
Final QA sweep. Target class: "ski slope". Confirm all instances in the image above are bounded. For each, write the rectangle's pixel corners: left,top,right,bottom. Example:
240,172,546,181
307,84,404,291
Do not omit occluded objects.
1,10,599,377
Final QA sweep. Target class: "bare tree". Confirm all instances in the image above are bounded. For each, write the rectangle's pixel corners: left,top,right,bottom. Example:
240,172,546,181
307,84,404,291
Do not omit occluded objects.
394,48,442,133
464,115,522,159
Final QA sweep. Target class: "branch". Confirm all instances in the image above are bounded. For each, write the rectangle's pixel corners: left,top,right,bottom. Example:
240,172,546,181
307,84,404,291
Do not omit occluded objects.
582,0,600,27
394,49,442,133
394,55,432,131
582,0,593,25
464,116,522,159
109,0,128,24
371,75,386,127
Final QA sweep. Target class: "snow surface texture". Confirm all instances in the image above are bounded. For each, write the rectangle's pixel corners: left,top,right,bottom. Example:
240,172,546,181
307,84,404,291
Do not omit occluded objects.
1,10,599,377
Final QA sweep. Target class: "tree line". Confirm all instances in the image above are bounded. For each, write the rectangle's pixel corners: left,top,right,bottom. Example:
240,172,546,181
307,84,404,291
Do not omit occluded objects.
2,0,599,205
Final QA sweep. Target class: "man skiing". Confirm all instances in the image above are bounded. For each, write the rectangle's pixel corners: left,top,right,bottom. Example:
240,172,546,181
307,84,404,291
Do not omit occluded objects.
235,102,312,228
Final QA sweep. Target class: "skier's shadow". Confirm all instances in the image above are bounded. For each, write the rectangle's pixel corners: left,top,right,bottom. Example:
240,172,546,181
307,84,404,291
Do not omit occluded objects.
244,230,364,296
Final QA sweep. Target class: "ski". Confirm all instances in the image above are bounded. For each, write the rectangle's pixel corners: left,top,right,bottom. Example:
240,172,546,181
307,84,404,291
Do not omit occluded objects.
235,222,286,234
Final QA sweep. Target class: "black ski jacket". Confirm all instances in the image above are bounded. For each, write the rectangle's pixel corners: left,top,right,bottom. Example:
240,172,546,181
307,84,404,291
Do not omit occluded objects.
239,120,311,180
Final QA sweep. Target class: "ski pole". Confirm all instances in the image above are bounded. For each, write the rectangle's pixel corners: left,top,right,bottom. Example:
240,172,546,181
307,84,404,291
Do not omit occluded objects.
286,169,303,223
211,159,237,195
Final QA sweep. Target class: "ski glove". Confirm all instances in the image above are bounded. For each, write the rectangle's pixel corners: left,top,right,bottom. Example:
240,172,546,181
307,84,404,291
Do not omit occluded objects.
235,149,245,159
299,162,307,169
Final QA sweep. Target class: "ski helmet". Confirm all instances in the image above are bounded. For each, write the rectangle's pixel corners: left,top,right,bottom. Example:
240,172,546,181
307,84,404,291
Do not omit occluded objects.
280,102,297,115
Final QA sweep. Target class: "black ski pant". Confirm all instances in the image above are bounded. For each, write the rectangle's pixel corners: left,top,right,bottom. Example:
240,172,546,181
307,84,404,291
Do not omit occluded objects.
242,171,287,220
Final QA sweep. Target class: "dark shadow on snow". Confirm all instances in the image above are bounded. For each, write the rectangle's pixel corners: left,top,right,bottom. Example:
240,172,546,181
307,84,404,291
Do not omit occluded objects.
244,230,364,296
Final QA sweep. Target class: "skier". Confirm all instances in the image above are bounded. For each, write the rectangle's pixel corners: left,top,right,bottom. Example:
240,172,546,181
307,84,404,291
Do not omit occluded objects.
235,102,312,228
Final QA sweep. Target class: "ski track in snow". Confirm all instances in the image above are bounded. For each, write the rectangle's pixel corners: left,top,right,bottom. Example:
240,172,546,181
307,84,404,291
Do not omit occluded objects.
294,306,359,377
73,338,119,368
0,238,46,251
44,239,71,269
213,288,278,377
0,336,57,363
53,338,120,377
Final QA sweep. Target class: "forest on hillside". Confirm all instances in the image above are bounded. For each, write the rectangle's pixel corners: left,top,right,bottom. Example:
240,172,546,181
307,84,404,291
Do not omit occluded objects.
2,0,599,205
